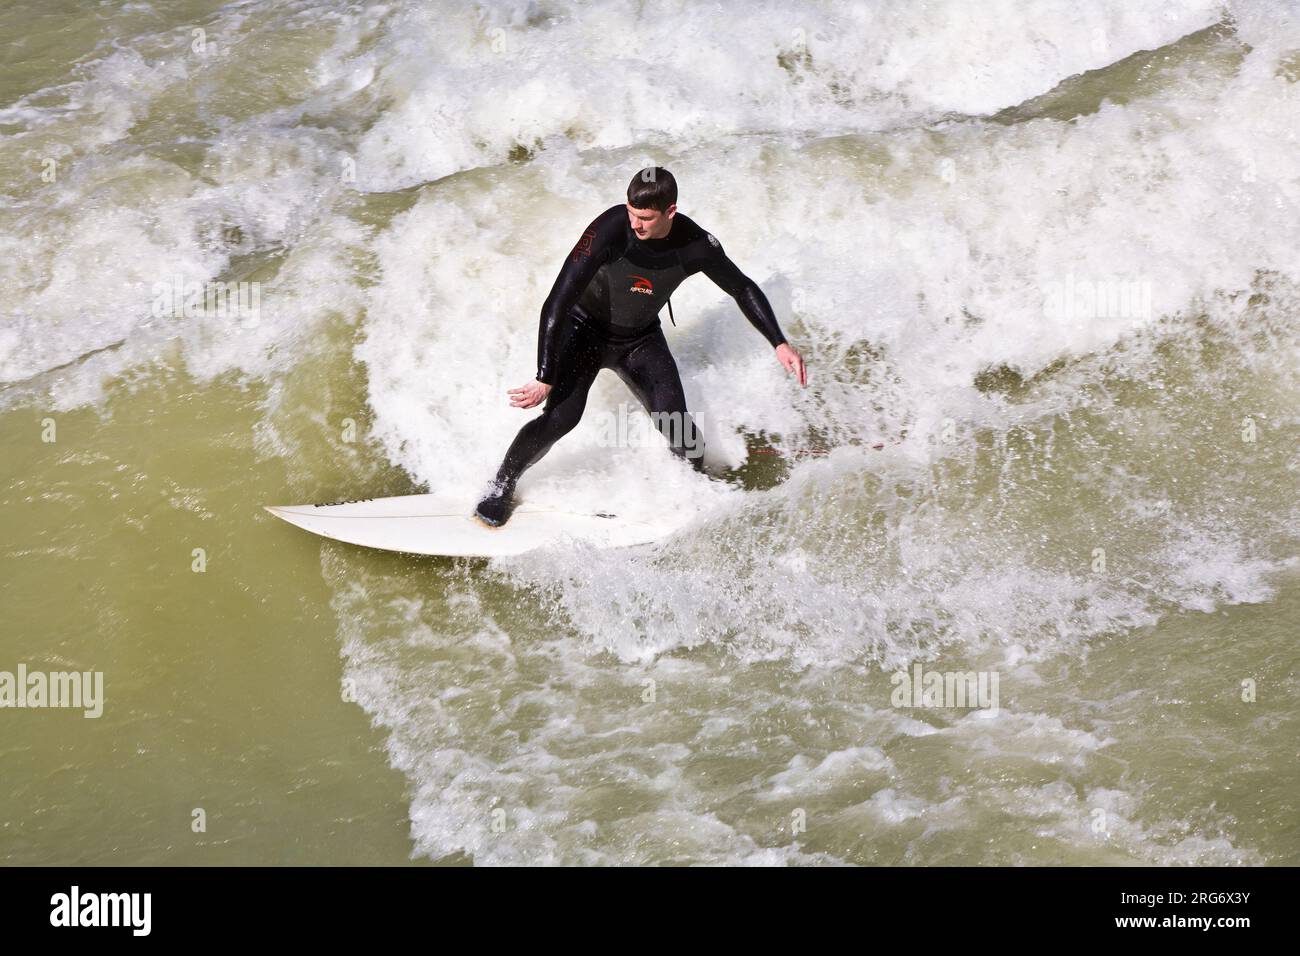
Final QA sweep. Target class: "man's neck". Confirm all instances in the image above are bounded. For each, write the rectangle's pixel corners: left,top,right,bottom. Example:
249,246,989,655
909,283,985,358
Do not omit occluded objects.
638,216,675,244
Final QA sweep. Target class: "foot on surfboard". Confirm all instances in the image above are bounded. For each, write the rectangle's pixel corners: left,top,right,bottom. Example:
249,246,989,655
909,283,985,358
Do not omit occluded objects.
474,479,518,528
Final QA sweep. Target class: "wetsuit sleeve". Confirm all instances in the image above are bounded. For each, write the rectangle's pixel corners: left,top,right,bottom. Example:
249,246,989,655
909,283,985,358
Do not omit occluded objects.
536,207,623,384
690,237,788,349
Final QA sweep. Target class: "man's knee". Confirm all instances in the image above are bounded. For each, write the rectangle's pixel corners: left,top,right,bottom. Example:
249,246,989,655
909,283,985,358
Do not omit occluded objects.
544,400,587,438
512,396,584,450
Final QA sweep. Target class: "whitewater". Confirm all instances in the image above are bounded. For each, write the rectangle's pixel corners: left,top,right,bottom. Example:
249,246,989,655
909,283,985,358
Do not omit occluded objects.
1,0,1296,865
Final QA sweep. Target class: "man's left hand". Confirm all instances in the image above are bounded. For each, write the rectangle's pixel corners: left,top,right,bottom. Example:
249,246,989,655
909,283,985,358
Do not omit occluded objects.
775,343,808,386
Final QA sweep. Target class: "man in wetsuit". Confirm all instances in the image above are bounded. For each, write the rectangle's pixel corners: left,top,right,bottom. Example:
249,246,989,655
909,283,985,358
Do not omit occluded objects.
475,167,808,527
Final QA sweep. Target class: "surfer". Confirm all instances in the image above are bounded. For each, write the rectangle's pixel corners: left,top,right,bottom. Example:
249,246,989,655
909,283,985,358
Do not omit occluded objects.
475,167,808,527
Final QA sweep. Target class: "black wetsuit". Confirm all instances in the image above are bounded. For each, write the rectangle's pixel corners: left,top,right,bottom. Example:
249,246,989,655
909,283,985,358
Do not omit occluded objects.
478,204,787,522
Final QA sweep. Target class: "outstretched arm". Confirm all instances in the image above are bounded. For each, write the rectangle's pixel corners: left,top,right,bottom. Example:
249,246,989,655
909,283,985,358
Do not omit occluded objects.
698,242,808,386
699,253,786,348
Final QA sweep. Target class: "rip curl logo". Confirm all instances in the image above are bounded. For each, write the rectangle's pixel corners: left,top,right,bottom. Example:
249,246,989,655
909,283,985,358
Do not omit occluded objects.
628,274,654,295
706,233,719,247
571,228,596,263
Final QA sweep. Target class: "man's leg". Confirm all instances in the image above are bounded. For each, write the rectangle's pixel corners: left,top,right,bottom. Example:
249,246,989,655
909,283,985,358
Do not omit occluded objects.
476,323,601,526
610,328,706,472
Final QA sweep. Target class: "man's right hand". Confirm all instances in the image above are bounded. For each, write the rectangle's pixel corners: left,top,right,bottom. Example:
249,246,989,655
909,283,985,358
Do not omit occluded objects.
508,379,552,408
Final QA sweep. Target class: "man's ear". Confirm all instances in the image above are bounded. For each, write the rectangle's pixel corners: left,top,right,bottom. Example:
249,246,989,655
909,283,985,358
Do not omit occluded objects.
665,203,677,219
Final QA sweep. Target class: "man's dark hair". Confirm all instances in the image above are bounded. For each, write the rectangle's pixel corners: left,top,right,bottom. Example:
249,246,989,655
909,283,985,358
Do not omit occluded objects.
627,167,677,212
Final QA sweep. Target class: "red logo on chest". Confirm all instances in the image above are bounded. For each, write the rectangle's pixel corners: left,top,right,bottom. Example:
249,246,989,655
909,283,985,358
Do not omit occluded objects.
628,274,654,295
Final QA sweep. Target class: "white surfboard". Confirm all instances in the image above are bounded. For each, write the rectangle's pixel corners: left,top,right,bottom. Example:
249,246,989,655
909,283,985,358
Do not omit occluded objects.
263,493,682,557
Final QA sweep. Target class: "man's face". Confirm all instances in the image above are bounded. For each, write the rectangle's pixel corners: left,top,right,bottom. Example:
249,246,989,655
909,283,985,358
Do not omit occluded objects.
627,203,676,240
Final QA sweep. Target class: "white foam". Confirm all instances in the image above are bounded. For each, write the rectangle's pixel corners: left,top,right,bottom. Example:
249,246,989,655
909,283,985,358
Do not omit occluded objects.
349,0,1225,190
6,0,1297,865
